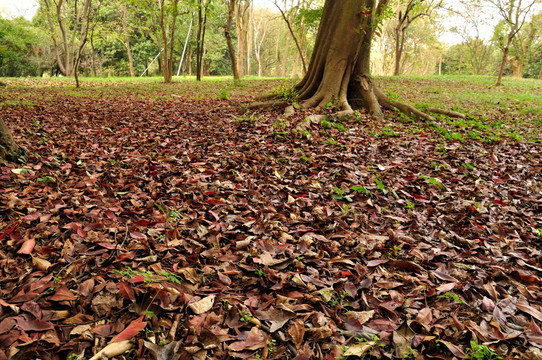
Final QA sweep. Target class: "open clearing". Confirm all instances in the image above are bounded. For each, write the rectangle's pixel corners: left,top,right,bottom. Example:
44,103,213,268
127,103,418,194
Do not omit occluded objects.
0,76,541,359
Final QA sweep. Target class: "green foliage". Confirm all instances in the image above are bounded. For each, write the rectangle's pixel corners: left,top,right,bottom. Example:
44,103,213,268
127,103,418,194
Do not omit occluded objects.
420,175,446,190
466,339,502,360
332,186,353,202
373,177,388,195
351,185,372,197
236,112,263,124
0,17,45,76
273,83,298,104
438,292,464,304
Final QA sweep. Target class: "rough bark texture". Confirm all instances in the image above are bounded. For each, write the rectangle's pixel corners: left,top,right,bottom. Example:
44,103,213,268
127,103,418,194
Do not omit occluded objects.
225,0,240,80
0,118,18,159
496,32,514,86
285,0,460,121
295,0,377,112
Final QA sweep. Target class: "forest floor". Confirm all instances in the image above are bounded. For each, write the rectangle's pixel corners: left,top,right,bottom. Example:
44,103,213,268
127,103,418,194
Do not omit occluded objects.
0,76,541,360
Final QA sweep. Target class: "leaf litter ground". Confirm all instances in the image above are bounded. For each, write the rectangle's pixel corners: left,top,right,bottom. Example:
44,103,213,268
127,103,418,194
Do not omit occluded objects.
0,78,541,360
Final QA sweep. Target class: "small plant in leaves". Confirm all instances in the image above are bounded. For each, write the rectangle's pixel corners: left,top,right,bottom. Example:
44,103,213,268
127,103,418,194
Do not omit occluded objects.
466,339,502,360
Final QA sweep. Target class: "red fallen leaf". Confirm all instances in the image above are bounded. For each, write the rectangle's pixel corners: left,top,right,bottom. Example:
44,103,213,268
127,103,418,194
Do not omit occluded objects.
511,270,541,284
374,280,403,289
515,302,542,322
367,259,388,267
15,317,54,331
130,275,146,284
492,199,507,206
23,213,41,221
97,242,126,251
0,318,16,333
389,260,424,272
21,302,42,319
481,297,495,311
17,238,35,254
365,318,398,332
130,231,147,240
78,279,95,298
110,315,147,343
420,131,426,138
118,280,135,301
49,286,76,301
339,271,353,277
92,324,113,337
0,329,20,348
0,224,17,241
229,327,267,351
525,318,542,347
440,341,466,358
417,307,433,330
436,282,456,294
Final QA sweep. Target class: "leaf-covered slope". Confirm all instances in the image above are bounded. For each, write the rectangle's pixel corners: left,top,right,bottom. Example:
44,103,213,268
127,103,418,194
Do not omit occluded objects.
0,79,541,360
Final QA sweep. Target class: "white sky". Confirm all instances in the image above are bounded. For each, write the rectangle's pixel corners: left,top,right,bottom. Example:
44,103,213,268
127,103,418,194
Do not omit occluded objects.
0,0,38,20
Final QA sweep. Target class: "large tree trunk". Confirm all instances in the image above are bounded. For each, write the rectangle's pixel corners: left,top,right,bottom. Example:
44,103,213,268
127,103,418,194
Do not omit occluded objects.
254,0,458,122
0,118,18,160
296,0,377,111
291,0,442,122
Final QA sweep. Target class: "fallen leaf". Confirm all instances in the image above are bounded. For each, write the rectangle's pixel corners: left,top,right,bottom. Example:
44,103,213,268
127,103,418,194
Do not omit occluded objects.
189,295,216,315
110,316,147,343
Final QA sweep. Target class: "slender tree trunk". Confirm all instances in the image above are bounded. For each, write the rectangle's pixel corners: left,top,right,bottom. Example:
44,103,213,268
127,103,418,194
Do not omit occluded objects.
120,3,135,77
246,1,253,76
0,118,18,160
125,37,135,77
235,1,249,77
159,0,172,83
496,32,514,86
394,25,406,75
281,31,291,76
225,0,239,80
196,0,208,81
274,26,282,77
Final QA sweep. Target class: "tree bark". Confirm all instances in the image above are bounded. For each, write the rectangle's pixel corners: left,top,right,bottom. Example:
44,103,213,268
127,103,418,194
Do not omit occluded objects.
496,31,514,86
225,0,240,80
0,118,18,160
121,3,135,77
296,0,377,111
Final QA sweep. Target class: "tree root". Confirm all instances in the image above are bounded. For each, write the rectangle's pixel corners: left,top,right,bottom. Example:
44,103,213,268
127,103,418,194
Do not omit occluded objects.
247,99,287,109
373,87,435,122
249,76,466,126
426,107,466,119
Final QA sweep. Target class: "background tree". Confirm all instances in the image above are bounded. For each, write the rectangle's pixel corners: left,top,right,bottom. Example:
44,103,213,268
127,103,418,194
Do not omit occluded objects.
392,0,442,75
40,0,96,86
224,0,239,80
493,11,540,77
450,2,495,75
146,0,182,83
486,0,540,85
0,16,46,76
